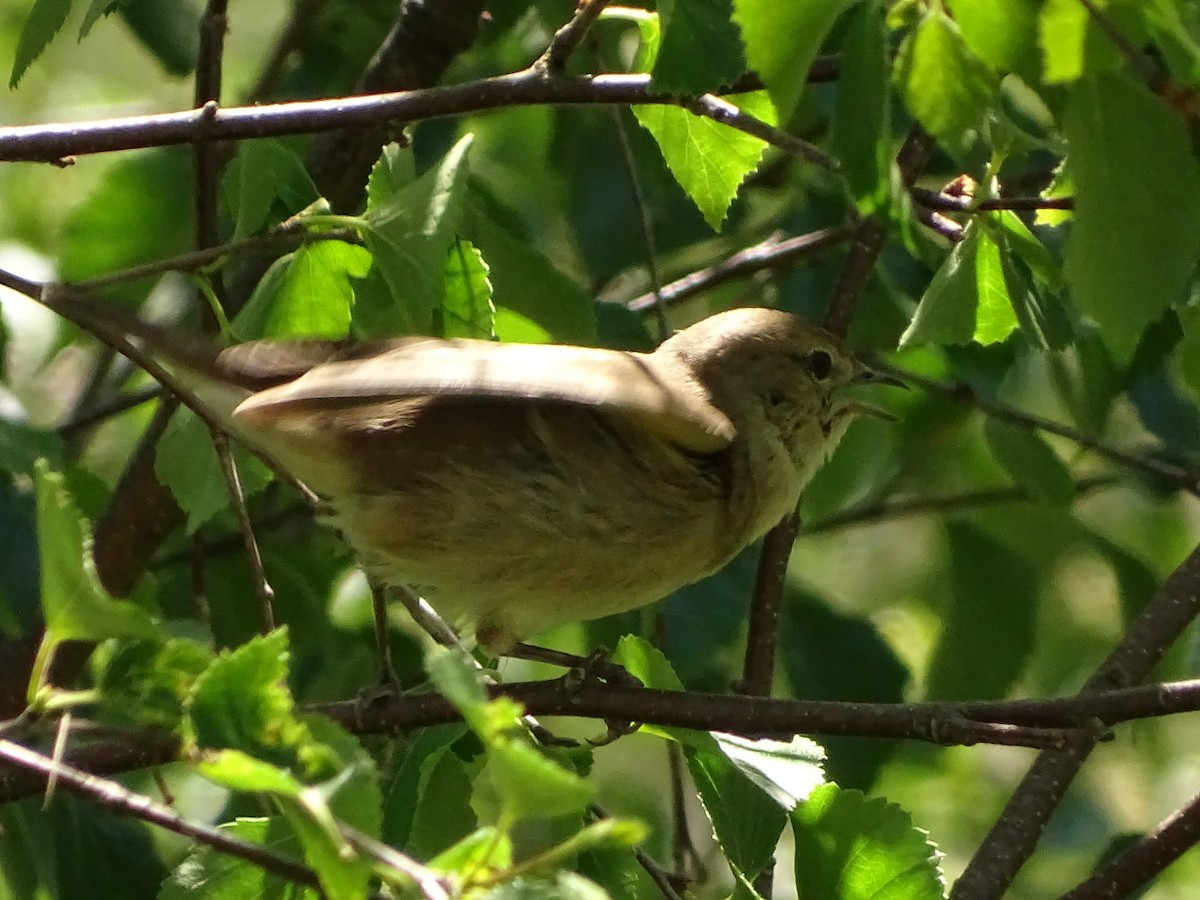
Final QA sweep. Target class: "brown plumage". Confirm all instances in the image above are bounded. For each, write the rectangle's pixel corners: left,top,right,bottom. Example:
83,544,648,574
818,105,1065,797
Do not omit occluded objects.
46,293,898,652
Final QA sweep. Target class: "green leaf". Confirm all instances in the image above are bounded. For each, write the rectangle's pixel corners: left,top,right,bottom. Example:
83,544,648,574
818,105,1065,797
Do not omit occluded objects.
973,228,1019,345
633,89,775,230
428,826,512,878
258,240,370,339
118,0,198,77
946,0,1038,76
277,717,380,900
59,149,192,297
895,9,995,158
162,817,316,900
926,523,1039,701
440,240,495,339
832,2,890,212
382,724,470,850
224,139,319,240
713,733,826,809
426,646,490,724
1087,530,1158,626
688,744,787,882
10,0,72,88
3,798,167,899
1175,304,1200,403
35,460,157,645
359,135,474,336
153,408,274,534
792,784,945,900
612,634,685,691
462,195,597,344
731,0,855,124
779,591,908,789
990,213,1073,349
185,628,339,781
473,740,595,825
997,74,1061,148
79,0,122,39
94,637,213,731
1064,72,1200,360
653,0,746,93
0,419,63,475
366,141,416,207
1040,0,1090,84
983,419,1075,504
899,224,981,348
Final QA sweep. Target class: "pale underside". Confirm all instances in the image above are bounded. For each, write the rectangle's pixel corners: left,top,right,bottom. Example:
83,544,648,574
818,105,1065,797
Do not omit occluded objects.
236,393,772,652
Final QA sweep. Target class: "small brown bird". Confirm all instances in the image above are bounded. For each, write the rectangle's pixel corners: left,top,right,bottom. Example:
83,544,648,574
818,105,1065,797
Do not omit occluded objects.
47,292,899,653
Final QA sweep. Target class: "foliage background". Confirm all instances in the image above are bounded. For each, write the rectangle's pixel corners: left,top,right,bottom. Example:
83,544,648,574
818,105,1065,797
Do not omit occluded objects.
1,0,1200,898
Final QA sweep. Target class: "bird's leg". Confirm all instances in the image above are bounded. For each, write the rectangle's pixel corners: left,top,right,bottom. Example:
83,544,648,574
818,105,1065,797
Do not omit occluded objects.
507,643,642,745
368,581,399,692
508,643,642,689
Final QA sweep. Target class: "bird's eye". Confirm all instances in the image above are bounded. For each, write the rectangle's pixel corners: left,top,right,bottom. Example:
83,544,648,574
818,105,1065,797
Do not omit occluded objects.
808,349,833,380
767,388,787,406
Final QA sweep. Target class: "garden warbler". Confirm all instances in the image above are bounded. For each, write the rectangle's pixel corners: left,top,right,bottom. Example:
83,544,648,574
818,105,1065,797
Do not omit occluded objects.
46,291,900,652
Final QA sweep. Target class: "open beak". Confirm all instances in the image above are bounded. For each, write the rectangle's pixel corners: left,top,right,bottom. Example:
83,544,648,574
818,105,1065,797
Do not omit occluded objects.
845,365,907,421
854,366,908,390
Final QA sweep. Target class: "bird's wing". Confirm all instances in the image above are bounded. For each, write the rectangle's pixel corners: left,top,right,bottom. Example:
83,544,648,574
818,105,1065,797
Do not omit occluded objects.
232,337,735,452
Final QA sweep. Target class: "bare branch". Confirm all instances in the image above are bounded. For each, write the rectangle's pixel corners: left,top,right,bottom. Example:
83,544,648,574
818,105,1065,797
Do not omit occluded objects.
886,364,1200,497
950,543,1200,898
0,738,324,892
538,0,615,73
1058,790,1200,900
0,71,833,170
624,226,853,312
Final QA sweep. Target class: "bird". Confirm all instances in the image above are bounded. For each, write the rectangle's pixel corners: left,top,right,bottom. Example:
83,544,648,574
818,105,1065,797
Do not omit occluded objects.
43,290,901,655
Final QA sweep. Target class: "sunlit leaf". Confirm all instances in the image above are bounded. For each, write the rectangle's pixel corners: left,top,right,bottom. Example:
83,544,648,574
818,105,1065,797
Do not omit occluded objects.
792,784,945,900
1064,72,1200,360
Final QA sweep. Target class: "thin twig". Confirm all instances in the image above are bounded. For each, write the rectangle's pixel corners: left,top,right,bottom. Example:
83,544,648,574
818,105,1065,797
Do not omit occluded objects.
914,205,965,242
0,70,834,170
738,510,798,696
339,823,451,900
802,475,1119,535
194,0,230,264
209,428,276,633
624,226,853,312
11,678,1200,804
885,364,1200,497
950,543,1200,898
76,226,356,291
824,125,933,336
1057,790,1200,900
244,0,331,102
369,582,397,688
1077,0,1164,91
56,386,162,437
589,803,684,900
538,0,615,72
611,106,669,340
911,187,1075,213
0,738,324,892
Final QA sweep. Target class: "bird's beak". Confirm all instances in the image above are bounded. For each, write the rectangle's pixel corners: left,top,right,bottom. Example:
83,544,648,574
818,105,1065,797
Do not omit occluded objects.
854,366,908,390
844,365,907,421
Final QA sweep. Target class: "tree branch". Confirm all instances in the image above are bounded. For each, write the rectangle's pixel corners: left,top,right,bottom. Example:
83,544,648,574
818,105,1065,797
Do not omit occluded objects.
1058,789,1200,900
0,70,832,170
10,677,1200,804
623,226,853,312
0,738,326,894
950,543,1200,898
886,364,1200,497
